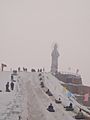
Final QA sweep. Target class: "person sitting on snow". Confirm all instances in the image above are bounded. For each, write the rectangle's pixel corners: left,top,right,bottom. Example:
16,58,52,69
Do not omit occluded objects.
75,108,85,119
46,89,53,96
65,102,74,111
40,81,44,88
47,103,55,112
55,98,62,104
69,103,73,108
77,109,83,116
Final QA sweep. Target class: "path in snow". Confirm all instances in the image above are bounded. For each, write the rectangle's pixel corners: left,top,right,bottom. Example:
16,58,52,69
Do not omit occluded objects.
25,72,75,120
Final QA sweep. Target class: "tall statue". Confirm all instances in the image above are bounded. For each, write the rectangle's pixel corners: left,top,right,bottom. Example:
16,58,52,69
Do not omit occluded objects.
51,43,59,74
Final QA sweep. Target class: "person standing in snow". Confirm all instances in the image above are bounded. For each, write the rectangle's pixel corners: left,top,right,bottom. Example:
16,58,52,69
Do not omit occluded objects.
10,81,14,90
18,67,21,72
6,82,10,92
11,74,14,81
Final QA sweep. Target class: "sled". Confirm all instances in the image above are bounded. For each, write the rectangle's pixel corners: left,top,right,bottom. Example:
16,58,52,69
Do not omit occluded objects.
55,99,62,104
66,107,74,111
47,108,55,112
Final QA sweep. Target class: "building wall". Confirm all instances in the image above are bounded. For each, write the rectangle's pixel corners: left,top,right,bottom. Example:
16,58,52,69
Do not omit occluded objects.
55,72,82,84
62,84,90,95
55,73,90,106
76,96,90,106
61,84,90,106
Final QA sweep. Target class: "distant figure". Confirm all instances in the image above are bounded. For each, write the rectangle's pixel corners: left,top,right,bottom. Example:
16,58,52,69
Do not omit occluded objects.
40,81,44,88
65,103,74,111
31,69,36,72
46,89,53,96
38,73,42,76
69,103,73,108
6,82,10,92
46,89,49,93
78,109,83,116
47,103,55,112
18,67,20,71
55,98,62,104
13,70,17,75
18,115,22,120
37,69,39,72
75,108,85,119
10,82,14,90
40,69,42,72
11,74,16,82
1,63,7,71
23,67,27,72
59,98,61,101
0,90,2,92
11,74,14,81
39,77,42,81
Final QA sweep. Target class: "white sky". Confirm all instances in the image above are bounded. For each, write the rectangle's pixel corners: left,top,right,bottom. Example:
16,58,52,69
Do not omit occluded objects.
0,0,90,85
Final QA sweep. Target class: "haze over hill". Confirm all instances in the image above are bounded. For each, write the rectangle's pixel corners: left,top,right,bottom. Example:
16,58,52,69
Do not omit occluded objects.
0,0,90,85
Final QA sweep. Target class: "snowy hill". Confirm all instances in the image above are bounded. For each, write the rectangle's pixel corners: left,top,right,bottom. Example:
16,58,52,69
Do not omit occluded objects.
0,71,90,120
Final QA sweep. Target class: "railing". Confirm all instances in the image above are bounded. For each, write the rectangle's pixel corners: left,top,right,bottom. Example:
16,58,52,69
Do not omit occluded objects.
59,71,81,77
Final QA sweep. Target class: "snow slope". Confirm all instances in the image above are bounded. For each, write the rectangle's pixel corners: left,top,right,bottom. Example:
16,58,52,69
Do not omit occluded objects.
0,71,90,120
43,73,90,115
0,71,27,120
26,72,75,120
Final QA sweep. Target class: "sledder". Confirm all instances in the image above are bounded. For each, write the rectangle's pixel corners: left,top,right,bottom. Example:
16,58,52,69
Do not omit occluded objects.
55,98,62,104
47,103,55,112
64,103,74,111
46,89,53,96
75,108,85,119
40,81,44,88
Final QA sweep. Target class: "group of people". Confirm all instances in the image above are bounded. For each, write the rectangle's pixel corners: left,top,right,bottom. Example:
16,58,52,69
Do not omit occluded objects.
37,68,45,72
18,67,28,72
5,74,16,92
17,67,45,73
23,67,27,72
46,94,85,119
38,73,45,88
38,71,85,119
31,68,45,72
47,102,85,119
6,81,14,92
64,103,86,119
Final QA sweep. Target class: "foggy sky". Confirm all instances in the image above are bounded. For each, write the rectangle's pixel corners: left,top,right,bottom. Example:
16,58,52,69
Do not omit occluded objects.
0,0,90,85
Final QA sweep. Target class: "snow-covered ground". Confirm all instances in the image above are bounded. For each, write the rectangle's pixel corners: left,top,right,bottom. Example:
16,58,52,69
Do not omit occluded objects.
0,71,90,120
0,71,25,120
